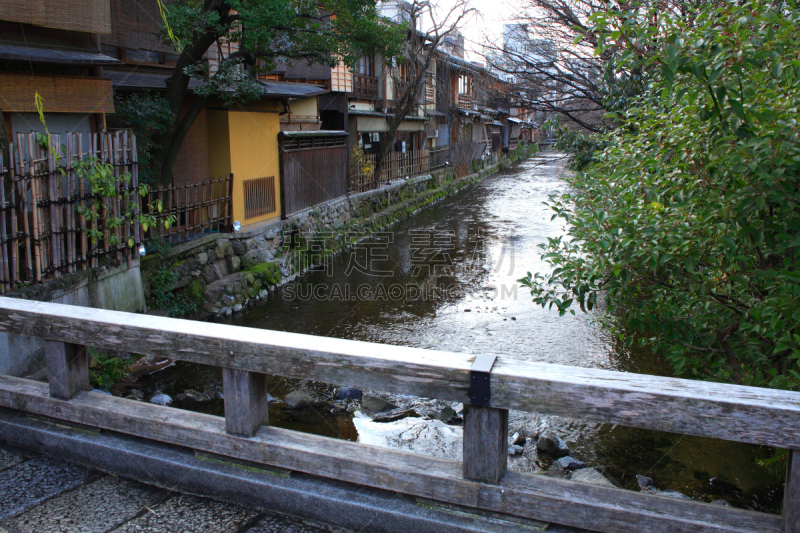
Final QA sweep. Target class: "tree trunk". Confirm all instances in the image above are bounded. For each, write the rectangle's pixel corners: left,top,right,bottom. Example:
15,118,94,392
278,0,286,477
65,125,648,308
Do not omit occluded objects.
150,28,223,186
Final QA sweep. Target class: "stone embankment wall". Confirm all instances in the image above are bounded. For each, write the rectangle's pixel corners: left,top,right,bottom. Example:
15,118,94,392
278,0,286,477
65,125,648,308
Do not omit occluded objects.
0,260,145,377
142,165,499,318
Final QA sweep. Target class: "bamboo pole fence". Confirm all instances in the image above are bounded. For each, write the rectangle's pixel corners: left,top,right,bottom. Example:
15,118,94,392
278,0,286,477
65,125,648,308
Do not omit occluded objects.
0,131,233,293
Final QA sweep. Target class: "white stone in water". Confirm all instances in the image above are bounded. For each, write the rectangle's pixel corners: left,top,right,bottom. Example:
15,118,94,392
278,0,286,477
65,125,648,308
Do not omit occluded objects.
150,393,172,406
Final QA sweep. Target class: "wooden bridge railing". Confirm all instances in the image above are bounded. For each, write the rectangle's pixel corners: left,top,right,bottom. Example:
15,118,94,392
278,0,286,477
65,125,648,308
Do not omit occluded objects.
0,297,797,533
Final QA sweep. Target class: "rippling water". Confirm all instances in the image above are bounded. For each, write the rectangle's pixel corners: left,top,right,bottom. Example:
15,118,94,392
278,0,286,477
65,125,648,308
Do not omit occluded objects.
142,153,783,512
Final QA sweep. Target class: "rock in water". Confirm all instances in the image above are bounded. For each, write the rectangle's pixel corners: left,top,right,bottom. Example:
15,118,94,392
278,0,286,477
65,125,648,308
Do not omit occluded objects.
508,445,524,456
569,468,614,488
636,474,692,499
334,386,362,401
556,456,587,470
636,474,655,489
437,406,462,424
535,432,570,458
372,408,418,423
361,395,398,413
284,391,315,409
150,393,172,406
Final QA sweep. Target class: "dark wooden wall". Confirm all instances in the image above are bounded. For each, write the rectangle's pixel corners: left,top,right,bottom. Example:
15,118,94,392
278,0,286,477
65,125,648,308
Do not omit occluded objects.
280,134,348,218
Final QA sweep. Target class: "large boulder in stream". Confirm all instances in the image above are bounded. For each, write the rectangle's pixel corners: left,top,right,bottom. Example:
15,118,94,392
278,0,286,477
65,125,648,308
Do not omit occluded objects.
535,432,570,458
569,467,614,488
284,391,315,409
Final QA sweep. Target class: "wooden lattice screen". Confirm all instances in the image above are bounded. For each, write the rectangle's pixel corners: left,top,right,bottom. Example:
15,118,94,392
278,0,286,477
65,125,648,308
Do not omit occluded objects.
243,176,277,220
0,74,114,113
1,0,112,34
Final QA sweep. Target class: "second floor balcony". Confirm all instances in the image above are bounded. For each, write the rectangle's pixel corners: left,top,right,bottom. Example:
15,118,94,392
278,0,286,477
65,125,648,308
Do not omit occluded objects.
352,73,379,101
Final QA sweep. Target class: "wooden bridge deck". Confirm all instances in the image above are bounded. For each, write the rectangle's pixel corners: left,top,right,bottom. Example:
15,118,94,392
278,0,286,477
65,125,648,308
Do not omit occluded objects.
0,297,796,533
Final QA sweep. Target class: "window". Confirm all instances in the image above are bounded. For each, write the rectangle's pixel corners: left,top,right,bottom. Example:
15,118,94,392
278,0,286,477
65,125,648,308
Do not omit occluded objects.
356,55,373,76
458,75,471,95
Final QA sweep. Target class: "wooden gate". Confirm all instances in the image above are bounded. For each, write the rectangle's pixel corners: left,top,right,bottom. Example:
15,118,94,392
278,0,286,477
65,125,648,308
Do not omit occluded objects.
279,132,348,218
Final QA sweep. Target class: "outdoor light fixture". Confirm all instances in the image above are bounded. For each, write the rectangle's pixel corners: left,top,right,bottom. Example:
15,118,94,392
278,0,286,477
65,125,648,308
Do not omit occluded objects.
233,221,242,232
139,244,146,257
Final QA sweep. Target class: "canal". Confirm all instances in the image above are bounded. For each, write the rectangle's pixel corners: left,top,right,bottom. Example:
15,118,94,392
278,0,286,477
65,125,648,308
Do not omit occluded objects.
139,153,783,513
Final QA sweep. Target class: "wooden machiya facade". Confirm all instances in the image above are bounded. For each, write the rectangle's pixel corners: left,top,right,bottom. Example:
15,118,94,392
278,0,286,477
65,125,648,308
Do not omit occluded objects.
0,0,118,141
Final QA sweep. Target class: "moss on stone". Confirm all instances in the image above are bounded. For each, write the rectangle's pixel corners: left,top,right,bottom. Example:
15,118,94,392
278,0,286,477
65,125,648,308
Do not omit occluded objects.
185,279,205,305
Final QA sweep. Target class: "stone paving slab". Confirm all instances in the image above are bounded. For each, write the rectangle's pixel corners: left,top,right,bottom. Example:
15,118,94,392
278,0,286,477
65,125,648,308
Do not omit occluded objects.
0,457,92,520
0,447,26,472
246,514,344,533
109,495,259,533
3,475,165,533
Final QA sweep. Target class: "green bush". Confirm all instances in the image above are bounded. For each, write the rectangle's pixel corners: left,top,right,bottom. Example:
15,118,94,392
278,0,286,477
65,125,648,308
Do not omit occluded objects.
521,0,800,389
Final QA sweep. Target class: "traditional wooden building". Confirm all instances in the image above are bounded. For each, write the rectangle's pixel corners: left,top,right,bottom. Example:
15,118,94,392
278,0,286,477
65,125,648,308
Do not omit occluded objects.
0,0,117,139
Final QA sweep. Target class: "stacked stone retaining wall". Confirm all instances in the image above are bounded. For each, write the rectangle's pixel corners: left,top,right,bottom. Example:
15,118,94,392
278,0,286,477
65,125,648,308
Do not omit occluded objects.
142,165,500,318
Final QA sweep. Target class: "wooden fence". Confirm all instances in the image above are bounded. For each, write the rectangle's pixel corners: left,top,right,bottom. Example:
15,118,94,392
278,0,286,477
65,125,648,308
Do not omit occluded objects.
0,131,140,293
280,133,348,218
349,149,430,193
143,174,233,245
0,297,797,533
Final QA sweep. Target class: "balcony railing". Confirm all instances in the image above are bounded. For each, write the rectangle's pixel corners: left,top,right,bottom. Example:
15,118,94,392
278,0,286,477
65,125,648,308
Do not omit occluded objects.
352,73,379,100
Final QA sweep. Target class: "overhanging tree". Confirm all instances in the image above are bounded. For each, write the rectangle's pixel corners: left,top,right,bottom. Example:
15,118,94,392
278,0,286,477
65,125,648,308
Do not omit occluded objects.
373,0,474,182
520,0,800,390
151,0,405,186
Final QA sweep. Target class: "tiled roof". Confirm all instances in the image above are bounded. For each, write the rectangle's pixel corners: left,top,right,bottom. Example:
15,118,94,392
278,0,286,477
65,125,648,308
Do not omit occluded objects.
0,43,120,66
108,71,328,99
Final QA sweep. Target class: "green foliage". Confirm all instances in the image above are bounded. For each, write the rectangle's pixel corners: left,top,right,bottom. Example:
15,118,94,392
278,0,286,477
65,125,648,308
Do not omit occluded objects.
72,155,174,249
521,0,800,389
111,92,173,185
160,0,405,91
89,349,127,390
147,266,198,317
545,117,608,171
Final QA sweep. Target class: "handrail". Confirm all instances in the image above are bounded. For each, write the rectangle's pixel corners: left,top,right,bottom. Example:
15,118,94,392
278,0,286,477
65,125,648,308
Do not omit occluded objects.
0,296,796,533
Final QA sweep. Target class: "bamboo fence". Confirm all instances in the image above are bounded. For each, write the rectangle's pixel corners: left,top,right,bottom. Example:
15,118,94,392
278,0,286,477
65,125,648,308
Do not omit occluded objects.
0,131,233,293
143,174,234,245
0,130,141,293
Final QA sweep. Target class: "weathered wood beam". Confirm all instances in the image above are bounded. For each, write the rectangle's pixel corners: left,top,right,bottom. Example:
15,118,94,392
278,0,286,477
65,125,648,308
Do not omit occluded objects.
462,405,507,484
786,450,799,533
44,340,89,400
0,376,781,533
0,298,799,449
222,368,269,437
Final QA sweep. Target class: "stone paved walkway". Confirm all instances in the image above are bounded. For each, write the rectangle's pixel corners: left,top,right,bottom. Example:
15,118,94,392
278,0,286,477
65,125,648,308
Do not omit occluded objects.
0,443,350,533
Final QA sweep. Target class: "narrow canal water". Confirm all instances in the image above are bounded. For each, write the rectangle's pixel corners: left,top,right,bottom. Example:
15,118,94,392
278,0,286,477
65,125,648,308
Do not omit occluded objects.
141,153,783,513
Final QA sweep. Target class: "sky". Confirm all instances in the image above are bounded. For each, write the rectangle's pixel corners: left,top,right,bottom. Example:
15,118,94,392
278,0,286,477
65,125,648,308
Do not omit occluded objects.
432,0,519,62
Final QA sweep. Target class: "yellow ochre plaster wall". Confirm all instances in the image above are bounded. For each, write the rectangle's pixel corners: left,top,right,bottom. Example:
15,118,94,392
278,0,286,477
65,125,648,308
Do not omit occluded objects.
207,109,282,228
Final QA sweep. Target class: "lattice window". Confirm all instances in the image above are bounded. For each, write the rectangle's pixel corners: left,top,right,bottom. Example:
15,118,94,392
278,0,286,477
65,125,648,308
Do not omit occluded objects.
243,176,276,219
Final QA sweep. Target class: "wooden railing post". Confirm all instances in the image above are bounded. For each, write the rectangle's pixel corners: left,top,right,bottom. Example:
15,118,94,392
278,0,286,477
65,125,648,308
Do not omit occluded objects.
222,367,269,437
786,450,799,532
462,355,507,484
45,340,89,399
462,405,508,483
